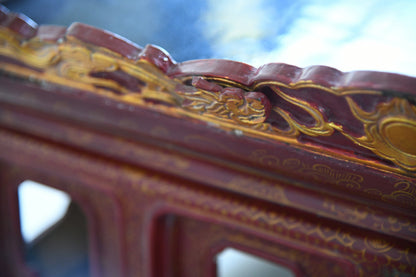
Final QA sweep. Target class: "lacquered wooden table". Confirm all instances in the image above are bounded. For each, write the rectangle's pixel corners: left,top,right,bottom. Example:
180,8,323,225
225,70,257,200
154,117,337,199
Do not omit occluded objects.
0,5,415,277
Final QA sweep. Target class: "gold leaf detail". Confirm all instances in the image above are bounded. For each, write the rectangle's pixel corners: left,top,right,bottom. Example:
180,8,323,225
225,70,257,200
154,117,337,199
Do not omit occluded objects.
346,97,416,171
179,78,271,126
270,86,342,137
382,180,416,207
2,26,416,173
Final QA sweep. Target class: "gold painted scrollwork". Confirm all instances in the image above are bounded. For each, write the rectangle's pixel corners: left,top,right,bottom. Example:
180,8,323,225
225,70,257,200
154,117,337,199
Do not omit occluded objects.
346,97,416,172
323,199,368,222
186,76,416,172
1,24,416,173
0,30,60,68
178,77,271,126
364,237,394,254
280,158,364,189
0,28,181,106
269,86,342,137
382,180,416,207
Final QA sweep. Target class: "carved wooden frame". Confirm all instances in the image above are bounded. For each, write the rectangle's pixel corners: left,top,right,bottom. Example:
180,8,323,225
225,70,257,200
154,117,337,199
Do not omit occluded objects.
0,5,415,277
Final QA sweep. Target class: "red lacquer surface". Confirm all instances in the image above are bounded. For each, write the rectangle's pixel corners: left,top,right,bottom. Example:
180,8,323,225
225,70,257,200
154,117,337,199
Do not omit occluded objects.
0,5,415,277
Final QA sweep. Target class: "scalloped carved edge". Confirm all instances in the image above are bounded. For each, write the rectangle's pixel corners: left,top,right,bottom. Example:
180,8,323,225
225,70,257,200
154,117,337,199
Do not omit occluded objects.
2,5,415,95
1,5,416,174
